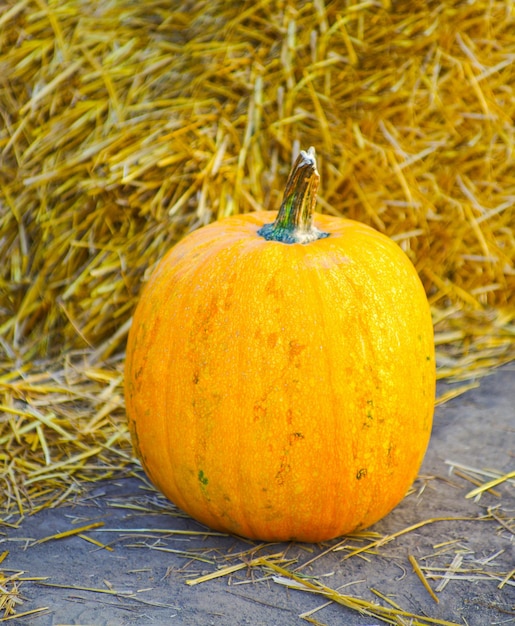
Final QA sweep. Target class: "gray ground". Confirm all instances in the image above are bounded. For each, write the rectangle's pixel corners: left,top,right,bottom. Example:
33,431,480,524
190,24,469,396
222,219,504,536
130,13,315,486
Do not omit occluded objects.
3,364,514,625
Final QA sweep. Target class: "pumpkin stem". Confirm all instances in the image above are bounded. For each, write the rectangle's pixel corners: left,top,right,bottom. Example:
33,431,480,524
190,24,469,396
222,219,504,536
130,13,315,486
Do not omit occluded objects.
258,146,329,244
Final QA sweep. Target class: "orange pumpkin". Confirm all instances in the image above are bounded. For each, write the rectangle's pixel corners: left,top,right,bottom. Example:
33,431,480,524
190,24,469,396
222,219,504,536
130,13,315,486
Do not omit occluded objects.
125,148,435,542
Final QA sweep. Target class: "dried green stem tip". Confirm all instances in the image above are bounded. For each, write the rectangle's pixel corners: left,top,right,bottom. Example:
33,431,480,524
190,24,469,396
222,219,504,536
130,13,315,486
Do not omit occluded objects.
258,147,329,244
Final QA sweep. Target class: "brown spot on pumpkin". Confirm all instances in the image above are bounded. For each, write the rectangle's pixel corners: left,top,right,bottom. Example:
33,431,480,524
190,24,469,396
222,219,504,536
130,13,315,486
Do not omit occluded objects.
356,468,368,480
222,284,234,310
288,431,304,444
267,332,279,348
275,460,291,485
265,276,283,299
288,340,306,361
253,403,266,422
363,399,374,428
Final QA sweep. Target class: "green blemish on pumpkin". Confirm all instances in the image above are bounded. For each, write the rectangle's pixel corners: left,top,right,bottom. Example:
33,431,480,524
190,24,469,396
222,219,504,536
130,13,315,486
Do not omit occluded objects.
198,470,208,486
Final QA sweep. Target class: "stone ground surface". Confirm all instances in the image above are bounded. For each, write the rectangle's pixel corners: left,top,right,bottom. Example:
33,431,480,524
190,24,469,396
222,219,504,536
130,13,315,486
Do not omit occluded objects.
3,363,514,626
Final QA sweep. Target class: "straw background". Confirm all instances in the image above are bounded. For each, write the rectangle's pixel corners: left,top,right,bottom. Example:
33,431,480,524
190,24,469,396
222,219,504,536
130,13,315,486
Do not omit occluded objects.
0,0,514,519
